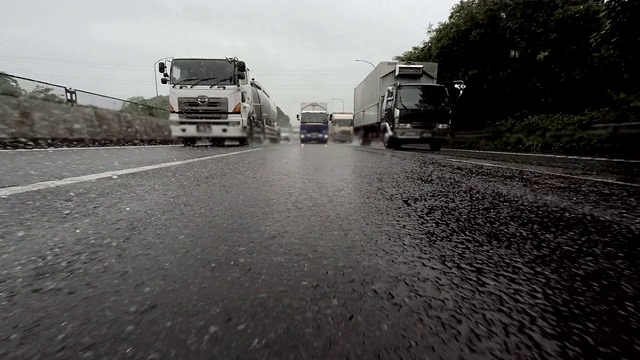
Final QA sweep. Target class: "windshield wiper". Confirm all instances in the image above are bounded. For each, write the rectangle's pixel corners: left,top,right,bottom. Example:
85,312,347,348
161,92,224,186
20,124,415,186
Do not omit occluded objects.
174,77,200,86
208,76,235,88
398,100,409,110
190,77,218,88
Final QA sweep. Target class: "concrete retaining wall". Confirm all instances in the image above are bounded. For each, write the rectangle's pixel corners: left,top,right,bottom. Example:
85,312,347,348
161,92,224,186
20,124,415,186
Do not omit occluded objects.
0,95,171,141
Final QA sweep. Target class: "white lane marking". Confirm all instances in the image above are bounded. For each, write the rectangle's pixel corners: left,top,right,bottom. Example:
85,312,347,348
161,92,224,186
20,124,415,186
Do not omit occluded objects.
442,148,640,163
442,157,640,188
0,148,262,197
0,145,181,153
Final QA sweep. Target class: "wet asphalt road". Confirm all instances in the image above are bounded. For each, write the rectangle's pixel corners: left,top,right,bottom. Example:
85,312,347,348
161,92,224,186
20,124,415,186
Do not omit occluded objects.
0,143,638,359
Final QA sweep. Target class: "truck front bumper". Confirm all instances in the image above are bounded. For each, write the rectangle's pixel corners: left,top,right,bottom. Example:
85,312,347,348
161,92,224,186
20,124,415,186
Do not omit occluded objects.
300,134,329,143
169,114,249,139
392,129,450,143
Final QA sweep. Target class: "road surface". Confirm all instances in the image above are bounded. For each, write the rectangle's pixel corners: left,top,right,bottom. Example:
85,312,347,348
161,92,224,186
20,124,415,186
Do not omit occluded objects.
1,143,638,359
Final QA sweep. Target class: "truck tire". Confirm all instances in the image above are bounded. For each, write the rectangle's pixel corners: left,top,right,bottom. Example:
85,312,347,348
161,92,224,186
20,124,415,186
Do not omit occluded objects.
239,137,249,147
429,140,443,151
384,136,401,150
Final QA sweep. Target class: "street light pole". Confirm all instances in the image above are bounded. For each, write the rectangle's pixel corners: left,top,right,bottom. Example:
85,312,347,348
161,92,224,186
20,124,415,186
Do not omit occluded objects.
331,98,345,112
354,59,375,69
153,57,173,107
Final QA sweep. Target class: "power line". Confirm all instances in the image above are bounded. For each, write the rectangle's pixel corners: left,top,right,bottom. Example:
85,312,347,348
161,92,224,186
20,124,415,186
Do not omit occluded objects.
0,55,148,71
1,55,372,73
13,72,154,84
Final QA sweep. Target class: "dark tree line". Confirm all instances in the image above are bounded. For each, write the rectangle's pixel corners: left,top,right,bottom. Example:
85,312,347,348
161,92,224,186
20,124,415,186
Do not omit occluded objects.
396,0,640,130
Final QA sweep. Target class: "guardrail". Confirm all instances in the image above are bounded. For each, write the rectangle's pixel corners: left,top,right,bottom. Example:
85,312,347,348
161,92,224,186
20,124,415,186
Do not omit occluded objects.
0,72,169,119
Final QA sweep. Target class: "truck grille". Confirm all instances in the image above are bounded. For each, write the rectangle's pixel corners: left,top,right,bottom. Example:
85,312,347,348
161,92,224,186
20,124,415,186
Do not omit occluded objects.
178,97,229,120
410,122,436,129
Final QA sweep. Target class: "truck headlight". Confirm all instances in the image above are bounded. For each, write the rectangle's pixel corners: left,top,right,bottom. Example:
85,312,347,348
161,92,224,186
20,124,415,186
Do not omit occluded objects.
396,123,411,129
301,134,306,138
229,121,241,127
436,123,450,129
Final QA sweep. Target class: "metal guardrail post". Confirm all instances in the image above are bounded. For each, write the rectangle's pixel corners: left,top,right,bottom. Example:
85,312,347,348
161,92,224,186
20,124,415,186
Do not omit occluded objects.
65,88,77,106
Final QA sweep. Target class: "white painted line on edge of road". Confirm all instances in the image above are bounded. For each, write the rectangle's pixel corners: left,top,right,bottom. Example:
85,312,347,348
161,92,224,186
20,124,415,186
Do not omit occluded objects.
0,145,181,153
443,148,640,163
442,157,640,188
0,148,262,197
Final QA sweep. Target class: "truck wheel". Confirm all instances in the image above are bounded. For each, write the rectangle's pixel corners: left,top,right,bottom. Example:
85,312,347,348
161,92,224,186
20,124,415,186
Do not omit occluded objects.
429,140,443,151
384,136,401,150
239,138,249,147
270,138,280,144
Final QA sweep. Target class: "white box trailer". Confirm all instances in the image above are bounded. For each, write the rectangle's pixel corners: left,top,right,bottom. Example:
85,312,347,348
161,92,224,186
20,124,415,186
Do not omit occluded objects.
353,61,463,150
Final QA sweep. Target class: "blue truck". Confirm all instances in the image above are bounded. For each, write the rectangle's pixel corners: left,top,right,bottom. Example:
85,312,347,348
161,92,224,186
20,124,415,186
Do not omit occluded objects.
296,102,329,144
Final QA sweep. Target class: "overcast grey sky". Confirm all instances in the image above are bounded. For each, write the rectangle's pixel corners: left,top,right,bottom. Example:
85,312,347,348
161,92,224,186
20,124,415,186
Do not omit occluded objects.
0,0,457,121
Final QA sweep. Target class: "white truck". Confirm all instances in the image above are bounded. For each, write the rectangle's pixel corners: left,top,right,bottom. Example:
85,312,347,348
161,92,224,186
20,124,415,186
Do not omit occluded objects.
158,56,280,146
328,112,354,143
296,102,329,144
353,61,465,150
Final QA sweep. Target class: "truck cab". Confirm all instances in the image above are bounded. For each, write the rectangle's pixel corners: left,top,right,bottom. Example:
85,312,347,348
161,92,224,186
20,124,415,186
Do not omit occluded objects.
158,56,256,147
380,82,453,150
297,102,329,144
329,112,354,143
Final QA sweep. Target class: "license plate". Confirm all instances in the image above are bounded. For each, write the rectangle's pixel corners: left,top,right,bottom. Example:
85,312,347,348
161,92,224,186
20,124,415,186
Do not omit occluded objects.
196,124,211,133
421,132,432,137
312,134,318,138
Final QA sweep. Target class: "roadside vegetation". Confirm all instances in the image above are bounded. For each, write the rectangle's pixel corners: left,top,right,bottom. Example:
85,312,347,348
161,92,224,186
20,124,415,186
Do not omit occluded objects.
397,0,639,158
1,73,293,127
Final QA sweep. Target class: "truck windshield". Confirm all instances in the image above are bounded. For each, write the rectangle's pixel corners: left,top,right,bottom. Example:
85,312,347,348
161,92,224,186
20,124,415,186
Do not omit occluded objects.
170,59,235,86
335,119,352,127
397,85,448,109
300,113,327,123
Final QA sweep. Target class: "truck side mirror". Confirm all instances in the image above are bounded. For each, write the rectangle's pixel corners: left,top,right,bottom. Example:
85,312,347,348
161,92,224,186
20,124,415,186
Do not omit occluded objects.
296,114,300,121
160,78,168,84
238,72,246,80
158,62,166,73
237,61,246,73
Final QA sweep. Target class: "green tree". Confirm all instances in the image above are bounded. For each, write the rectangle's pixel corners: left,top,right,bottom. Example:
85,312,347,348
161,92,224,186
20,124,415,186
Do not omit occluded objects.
0,72,25,97
121,95,169,118
395,0,635,130
27,85,65,103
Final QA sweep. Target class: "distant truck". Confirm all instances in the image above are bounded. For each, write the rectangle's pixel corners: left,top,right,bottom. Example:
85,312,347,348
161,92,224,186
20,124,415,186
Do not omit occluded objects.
328,112,354,143
353,61,465,150
296,102,329,144
158,56,280,146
